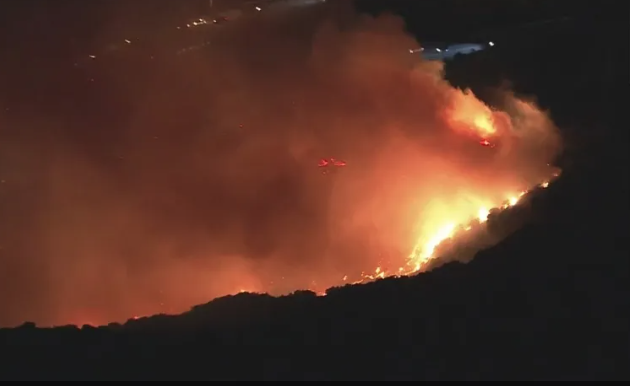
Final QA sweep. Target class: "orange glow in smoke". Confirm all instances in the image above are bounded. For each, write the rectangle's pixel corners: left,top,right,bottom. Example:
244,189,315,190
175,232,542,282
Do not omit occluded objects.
83,97,559,327
63,93,561,328
448,89,499,138
309,93,561,288
8,13,564,328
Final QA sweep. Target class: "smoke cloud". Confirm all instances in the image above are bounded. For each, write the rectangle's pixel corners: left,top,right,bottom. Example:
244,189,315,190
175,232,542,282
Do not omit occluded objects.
0,1,561,326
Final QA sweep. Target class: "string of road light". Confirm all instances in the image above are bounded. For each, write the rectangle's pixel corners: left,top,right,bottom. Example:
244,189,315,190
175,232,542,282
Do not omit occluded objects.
78,2,273,64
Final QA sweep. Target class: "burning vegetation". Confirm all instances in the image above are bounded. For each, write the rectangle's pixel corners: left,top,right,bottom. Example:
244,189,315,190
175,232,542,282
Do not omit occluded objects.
0,5,562,326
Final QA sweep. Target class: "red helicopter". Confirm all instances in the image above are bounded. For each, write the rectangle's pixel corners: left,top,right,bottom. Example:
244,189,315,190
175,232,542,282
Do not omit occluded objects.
317,157,347,174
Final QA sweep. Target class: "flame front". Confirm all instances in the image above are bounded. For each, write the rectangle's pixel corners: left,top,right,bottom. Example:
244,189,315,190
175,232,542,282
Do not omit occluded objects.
344,176,557,286
331,93,562,286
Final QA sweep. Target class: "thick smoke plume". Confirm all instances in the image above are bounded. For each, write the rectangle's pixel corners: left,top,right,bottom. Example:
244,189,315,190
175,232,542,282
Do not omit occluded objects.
0,2,561,326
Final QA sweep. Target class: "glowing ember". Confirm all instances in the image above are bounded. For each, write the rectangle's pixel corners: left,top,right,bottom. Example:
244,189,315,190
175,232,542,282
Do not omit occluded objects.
479,139,493,147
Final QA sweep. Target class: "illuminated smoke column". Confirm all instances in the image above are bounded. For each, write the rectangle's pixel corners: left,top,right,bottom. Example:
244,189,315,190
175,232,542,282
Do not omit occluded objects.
0,3,561,326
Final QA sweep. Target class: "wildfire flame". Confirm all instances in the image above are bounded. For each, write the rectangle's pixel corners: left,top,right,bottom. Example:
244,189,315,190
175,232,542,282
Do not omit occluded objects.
312,89,563,290
10,12,565,327
64,93,563,326
134,95,561,321
339,173,558,287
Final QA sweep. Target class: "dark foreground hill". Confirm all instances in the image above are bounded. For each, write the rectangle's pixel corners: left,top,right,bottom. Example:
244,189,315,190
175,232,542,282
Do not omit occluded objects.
1,12,628,382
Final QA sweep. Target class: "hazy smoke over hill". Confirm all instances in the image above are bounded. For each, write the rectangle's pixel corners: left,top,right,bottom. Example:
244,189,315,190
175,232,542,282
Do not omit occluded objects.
0,1,561,326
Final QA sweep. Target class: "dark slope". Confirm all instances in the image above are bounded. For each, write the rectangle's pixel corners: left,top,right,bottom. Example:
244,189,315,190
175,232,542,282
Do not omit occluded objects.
1,8,628,382
1,157,626,380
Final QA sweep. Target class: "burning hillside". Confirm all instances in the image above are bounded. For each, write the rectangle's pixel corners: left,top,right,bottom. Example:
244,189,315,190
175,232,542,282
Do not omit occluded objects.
0,6,562,326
